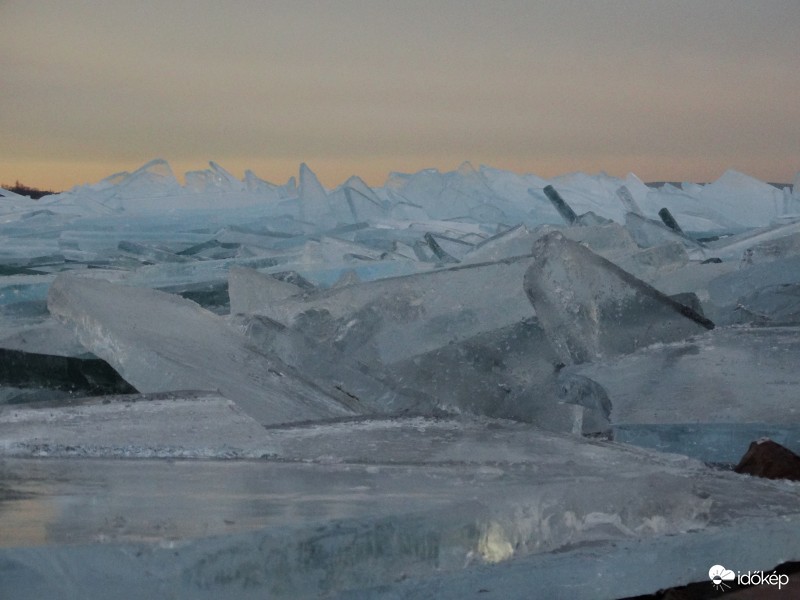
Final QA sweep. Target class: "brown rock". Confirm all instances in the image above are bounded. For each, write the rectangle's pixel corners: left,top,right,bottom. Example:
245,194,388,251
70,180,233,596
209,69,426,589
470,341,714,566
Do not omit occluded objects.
734,439,800,481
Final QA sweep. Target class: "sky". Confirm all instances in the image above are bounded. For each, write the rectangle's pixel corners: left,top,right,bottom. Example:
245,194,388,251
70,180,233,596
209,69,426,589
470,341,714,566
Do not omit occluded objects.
2,0,799,191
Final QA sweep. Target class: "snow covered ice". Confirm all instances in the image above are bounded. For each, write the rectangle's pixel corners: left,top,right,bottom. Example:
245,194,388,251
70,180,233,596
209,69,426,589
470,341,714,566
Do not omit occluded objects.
2,159,800,598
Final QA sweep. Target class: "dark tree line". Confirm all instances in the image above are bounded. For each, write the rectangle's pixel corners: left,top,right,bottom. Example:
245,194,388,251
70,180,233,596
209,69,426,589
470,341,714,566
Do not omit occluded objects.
1,181,59,199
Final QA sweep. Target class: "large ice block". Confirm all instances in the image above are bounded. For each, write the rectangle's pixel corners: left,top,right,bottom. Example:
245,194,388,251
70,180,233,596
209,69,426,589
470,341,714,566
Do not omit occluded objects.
706,255,800,324
228,254,539,365
524,232,713,364
229,266,306,313
697,169,784,228
229,312,436,415
742,230,800,266
47,275,359,426
0,318,89,358
334,176,387,222
570,325,800,462
704,218,800,262
624,212,706,257
385,318,565,421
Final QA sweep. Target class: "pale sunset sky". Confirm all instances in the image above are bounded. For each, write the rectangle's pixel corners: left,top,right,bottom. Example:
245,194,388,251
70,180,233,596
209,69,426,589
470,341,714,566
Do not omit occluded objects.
2,0,798,190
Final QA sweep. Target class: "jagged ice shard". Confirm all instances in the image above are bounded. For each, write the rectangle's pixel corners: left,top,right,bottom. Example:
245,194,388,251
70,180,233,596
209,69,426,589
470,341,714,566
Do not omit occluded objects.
524,231,713,364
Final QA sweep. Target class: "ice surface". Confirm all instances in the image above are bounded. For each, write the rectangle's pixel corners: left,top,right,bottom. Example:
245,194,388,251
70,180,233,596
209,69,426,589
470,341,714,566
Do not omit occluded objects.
2,419,800,599
47,274,359,425
524,231,713,364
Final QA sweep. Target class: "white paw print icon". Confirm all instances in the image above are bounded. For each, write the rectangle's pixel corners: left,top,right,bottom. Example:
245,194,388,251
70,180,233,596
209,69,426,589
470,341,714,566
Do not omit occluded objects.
709,564,735,591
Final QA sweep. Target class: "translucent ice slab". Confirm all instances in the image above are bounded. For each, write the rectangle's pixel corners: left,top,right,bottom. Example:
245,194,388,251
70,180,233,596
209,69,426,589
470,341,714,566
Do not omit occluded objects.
385,318,561,420
706,255,800,324
0,318,88,357
228,255,538,365
297,163,337,228
697,169,784,228
47,275,359,426
229,312,436,415
461,224,537,263
705,218,800,263
0,274,54,307
624,212,706,257
569,326,800,460
524,232,713,364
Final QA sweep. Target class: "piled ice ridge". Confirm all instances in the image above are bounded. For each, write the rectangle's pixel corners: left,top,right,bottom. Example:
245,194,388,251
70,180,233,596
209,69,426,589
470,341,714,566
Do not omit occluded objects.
2,159,800,598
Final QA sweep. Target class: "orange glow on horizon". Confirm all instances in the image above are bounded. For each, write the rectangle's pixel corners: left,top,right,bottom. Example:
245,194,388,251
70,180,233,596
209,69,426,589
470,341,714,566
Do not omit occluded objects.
4,154,798,194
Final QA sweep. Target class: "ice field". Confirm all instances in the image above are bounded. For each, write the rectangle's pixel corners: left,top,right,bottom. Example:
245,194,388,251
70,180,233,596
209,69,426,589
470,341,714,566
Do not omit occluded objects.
1,159,800,598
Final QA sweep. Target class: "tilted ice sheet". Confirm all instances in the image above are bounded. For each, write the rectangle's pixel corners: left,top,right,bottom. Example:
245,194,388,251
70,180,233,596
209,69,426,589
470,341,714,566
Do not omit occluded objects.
47,274,359,426
229,255,538,365
706,218,800,262
624,212,707,257
523,231,713,364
